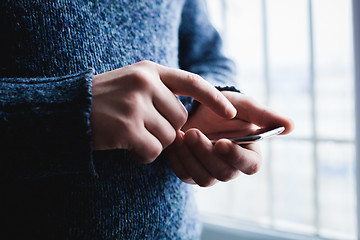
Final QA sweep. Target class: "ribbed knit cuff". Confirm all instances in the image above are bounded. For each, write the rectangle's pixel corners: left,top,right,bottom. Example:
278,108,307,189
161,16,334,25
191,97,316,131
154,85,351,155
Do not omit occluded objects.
0,69,95,183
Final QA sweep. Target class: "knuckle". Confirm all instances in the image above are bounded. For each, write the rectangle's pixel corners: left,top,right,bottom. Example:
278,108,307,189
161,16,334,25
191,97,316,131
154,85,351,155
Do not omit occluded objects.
244,162,261,175
179,107,188,125
178,174,191,182
136,60,153,67
135,61,158,75
173,107,188,130
217,169,238,182
186,73,203,86
197,176,216,188
182,178,196,184
214,91,223,104
162,129,176,148
130,69,157,91
147,145,163,161
134,140,163,164
131,70,152,86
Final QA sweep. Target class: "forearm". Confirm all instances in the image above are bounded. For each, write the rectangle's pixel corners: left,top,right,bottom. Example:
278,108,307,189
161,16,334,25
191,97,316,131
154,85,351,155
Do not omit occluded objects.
179,0,238,88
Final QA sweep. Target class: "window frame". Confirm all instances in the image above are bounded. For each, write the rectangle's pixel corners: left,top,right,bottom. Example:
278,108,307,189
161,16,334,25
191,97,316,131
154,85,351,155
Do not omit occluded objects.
352,0,360,238
200,0,359,239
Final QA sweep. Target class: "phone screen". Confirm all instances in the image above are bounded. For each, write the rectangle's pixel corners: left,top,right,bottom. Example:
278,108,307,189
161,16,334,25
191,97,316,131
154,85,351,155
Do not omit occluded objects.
231,126,285,144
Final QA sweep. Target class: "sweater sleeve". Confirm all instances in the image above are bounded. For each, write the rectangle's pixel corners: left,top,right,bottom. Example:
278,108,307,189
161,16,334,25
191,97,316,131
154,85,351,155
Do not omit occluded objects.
0,69,95,183
178,0,238,88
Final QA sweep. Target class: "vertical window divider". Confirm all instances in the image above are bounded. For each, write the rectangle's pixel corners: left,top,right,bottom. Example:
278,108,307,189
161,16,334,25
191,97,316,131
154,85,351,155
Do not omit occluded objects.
219,0,235,216
352,0,360,238
307,0,320,236
261,0,274,227
221,0,228,40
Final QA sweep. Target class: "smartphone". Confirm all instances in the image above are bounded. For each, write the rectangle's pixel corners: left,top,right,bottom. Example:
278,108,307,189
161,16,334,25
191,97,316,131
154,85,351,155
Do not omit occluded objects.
210,126,285,144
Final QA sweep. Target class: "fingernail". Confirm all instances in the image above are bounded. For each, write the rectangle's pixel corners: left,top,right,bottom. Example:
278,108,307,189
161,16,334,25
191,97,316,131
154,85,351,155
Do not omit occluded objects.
227,105,237,119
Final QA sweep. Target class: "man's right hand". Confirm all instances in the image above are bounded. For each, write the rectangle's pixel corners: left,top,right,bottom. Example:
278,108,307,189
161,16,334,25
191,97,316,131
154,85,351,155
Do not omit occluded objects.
90,60,236,163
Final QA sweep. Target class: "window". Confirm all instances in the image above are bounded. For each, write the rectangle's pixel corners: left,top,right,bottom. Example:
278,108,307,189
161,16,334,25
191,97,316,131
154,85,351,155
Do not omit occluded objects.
196,1,357,239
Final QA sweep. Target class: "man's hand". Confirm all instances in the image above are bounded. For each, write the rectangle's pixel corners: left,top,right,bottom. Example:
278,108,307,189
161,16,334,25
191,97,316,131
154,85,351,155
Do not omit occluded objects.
90,61,237,163
166,91,294,187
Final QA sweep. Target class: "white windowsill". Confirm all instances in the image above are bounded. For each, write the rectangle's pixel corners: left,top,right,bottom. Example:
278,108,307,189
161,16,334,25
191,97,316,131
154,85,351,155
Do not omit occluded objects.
200,214,338,240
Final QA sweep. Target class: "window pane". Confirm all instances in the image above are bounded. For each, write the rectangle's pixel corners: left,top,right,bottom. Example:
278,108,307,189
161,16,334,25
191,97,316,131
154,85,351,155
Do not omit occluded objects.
201,1,357,239
266,0,312,138
318,142,356,238
272,140,315,234
206,0,225,34
312,0,355,140
195,182,232,217
223,0,266,103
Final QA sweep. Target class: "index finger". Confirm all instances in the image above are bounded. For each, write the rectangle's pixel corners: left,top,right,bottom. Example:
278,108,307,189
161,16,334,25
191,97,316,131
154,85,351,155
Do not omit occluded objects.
156,64,237,119
233,94,294,135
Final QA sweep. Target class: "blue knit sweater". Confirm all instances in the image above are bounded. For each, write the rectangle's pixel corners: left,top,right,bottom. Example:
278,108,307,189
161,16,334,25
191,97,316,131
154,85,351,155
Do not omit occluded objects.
0,0,237,239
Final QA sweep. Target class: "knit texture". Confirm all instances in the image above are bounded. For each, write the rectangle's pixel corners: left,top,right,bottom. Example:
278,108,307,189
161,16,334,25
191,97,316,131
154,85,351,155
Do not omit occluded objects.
0,69,95,181
0,0,237,239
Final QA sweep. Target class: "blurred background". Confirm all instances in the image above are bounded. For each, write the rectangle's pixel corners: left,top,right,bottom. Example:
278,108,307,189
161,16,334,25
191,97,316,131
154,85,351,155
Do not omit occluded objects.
196,0,356,239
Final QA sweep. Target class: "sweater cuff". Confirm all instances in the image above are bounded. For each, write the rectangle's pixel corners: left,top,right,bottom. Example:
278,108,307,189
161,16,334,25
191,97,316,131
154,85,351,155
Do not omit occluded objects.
0,69,95,183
